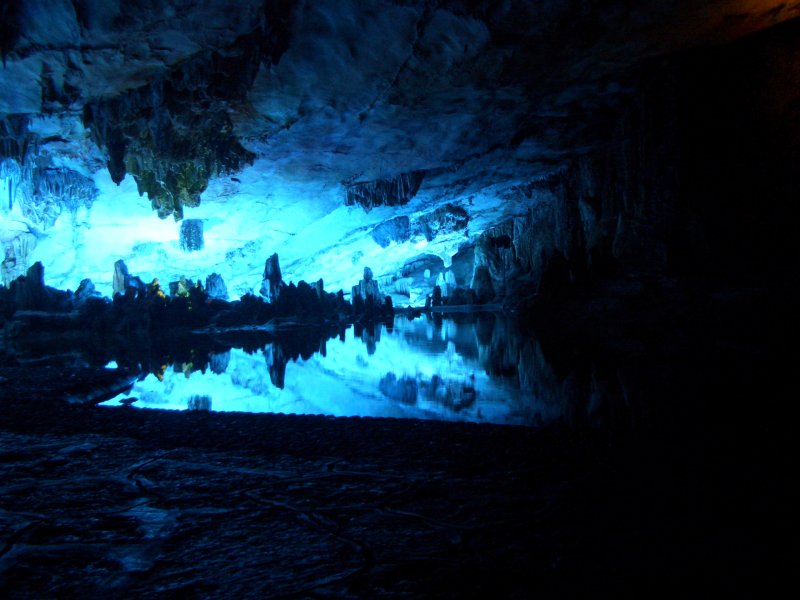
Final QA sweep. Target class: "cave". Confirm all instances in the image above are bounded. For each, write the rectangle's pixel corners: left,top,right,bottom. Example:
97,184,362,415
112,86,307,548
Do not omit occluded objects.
0,1,795,596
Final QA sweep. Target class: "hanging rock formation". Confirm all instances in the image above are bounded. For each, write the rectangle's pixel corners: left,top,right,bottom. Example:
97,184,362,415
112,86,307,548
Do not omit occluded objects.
345,171,425,212
180,219,205,252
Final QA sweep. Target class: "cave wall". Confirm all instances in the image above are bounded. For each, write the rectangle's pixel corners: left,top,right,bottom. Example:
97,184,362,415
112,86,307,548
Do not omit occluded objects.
493,18,800,301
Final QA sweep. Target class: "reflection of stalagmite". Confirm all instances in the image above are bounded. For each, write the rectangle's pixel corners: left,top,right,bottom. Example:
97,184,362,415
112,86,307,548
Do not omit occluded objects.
379,373,418,404
264,344,287,389
187,395,212,411
210,351,231,374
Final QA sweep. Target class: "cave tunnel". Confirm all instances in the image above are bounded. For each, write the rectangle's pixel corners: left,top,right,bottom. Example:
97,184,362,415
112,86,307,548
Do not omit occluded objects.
0,0,796,596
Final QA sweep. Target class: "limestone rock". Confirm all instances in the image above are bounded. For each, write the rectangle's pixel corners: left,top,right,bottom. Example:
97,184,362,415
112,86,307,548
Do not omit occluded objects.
472,266,494,304
112,260,129,297
74,278,98,304
205,273,228,301
169,276,195,298
472,224,517,299
355,266,381,303
260,253,283,303
13,261,48,310
371,216,411,248
418,204,469,242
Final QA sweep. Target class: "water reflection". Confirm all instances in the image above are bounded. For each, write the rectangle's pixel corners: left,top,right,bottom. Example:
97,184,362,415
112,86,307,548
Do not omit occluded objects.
99,313,586,426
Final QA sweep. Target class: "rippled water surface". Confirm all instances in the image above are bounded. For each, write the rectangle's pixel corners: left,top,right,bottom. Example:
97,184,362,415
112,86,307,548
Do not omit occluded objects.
103,314,568,426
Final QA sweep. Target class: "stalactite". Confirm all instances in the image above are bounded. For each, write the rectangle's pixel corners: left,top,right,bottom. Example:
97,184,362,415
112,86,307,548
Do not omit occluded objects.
0,158,21,211
344,171,425,211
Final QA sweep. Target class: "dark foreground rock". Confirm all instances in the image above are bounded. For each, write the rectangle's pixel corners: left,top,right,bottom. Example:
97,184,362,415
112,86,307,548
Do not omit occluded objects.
0,358,791,598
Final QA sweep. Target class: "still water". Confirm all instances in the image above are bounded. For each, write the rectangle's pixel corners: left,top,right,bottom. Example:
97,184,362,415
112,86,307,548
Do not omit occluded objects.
102,313,575,426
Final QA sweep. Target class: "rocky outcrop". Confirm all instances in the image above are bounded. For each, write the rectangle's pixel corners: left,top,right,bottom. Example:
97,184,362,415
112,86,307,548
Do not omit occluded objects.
13,261,47,310
205,273,229,301
74,278,98,304
352,267,381,304
371,216,411,248
187,395,212,411
260,253,283,304
112,260,146,298
112,260,129,297
418,203,469,242
0,261,79,318
379,373,417,404
472,266,494,304
371,203,468,249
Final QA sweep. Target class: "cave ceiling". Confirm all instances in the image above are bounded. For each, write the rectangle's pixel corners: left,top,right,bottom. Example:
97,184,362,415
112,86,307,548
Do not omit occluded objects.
1,0,798,298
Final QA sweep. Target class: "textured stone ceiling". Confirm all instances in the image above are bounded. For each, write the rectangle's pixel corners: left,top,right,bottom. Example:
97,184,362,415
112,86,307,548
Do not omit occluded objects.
1,0,798,297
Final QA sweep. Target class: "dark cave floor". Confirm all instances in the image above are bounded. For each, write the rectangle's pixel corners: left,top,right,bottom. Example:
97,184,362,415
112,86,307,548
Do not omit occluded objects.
0,362,790,598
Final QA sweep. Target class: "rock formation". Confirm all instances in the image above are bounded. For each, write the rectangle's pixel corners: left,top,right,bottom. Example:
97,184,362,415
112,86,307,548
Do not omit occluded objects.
352,267,381,305
1,1,797,302
13,261,47,310
112,260,146,298
111,260,129,297
260,253,283,304
345,172,425,212
74,278,98,304
205,273,228,301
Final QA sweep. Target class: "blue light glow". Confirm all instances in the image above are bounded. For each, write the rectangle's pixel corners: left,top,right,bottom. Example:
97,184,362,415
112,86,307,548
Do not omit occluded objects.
103,316,562,426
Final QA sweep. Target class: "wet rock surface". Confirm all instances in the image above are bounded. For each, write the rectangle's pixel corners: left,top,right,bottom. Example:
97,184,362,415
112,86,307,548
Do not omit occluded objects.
1,291,793,596
0,376,788,597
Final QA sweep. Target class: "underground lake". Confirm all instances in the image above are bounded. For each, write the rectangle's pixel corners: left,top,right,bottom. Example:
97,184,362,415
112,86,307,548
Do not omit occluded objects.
100,314,573,427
